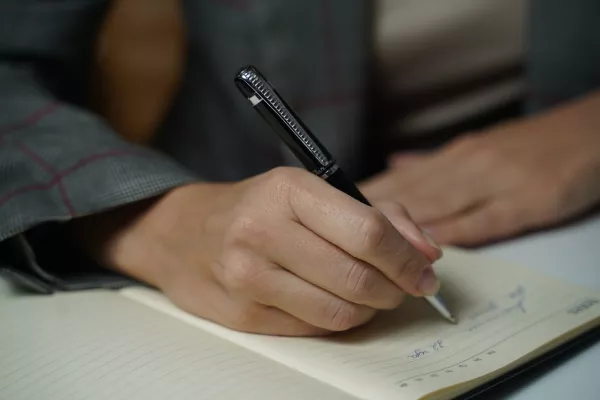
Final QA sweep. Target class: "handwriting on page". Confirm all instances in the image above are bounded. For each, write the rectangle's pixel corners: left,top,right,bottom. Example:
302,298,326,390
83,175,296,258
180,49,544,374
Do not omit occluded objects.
407,340,444,360
568,298,599,315
121,246,600,400
403,285,527,362
467,285,527,332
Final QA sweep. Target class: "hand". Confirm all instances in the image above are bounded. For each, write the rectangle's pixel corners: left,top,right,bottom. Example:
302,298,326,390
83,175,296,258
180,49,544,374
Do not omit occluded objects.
360,92,600,246
71,167,442,336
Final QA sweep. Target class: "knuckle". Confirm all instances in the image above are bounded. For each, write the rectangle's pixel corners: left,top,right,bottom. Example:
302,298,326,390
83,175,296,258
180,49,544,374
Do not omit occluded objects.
357,210,388,254
324,299,363,331
344,260,377,301
221,256,260,293
265,166,304,191
225,214,267,247
262,166,303,206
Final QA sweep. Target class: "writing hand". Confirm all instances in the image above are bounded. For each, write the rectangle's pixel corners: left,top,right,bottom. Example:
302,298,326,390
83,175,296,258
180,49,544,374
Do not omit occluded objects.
360,92,600,246
70,167,441,336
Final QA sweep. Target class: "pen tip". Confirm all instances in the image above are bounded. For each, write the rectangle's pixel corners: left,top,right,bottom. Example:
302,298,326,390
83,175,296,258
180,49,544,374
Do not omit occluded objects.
448,315,458,324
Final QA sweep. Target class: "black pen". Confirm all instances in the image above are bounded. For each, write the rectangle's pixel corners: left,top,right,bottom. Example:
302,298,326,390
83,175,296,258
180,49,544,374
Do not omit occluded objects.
234,65,456,324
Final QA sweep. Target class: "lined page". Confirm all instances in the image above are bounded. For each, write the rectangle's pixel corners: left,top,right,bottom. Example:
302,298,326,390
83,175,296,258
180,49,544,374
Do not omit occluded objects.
123,247,600,400
0,291,354,400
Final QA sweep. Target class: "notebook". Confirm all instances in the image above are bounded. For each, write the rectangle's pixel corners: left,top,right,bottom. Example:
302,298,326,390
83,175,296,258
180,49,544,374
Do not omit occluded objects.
1,247,599,400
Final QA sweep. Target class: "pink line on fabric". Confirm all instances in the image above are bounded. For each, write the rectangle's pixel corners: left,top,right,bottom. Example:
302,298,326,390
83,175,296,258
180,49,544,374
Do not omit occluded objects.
0,150,136,213
17,142,76,216
17,142,59,174
0,102,60,144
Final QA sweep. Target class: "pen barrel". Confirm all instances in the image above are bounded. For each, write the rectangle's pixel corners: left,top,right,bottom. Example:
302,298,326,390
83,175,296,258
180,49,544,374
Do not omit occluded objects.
324,167,371,206
250,101,327,172
235,65,334,173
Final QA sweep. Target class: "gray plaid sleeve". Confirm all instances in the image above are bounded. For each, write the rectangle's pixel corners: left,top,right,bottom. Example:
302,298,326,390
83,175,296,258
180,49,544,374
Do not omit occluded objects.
0,63,198,292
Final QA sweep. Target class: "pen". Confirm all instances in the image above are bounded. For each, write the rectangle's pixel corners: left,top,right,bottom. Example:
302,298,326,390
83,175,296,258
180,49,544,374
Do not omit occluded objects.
234,65,456,324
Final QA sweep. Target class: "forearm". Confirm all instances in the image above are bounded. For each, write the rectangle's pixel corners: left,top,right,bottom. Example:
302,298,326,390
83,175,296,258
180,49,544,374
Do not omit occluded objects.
0,62,197,291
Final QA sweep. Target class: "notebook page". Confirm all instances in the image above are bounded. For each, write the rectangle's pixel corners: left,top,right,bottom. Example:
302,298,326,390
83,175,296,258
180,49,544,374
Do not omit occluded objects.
122,247,600,400
0,291,355,400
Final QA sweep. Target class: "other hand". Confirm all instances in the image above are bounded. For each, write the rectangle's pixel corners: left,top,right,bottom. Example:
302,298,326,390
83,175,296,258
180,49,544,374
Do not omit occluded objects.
361,92,600,246
71,167,441,336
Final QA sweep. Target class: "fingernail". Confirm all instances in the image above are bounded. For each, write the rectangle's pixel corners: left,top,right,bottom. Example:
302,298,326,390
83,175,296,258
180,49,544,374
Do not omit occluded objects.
423,231,443,256
417,266,440,295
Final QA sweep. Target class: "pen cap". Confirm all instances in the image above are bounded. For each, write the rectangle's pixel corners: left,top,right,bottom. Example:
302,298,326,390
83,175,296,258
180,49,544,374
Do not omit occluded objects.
234,65,335,174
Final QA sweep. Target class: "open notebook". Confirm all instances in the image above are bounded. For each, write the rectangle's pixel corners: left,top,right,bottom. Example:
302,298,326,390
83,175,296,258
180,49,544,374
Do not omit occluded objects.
1,247,599,400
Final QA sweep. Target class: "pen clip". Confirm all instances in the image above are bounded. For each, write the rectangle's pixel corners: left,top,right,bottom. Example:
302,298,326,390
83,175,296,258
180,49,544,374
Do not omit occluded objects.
234,66,333,169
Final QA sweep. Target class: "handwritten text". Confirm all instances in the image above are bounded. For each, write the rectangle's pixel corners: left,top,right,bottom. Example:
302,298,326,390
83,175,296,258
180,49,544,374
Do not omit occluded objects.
407,340,444,360
568,298,599,315
468,285,527,332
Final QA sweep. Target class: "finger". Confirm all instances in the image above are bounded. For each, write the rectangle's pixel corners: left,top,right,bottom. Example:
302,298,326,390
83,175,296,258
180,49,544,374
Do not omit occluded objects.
423,196,527,246
285,170,437,297
362,154,473,224
399,186,486,226
395,173,486,225
164,275,327,336
385,141,491,223
373,200,442,262
267,221,405,310
215,250,377,332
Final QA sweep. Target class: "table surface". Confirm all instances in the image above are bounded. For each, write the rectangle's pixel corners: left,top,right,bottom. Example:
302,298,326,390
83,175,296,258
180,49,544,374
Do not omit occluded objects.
2,214,599,399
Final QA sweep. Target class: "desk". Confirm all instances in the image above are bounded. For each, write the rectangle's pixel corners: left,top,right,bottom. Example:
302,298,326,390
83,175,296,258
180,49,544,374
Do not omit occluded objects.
474,213,600,400
0,275,22,298
1,215,599,399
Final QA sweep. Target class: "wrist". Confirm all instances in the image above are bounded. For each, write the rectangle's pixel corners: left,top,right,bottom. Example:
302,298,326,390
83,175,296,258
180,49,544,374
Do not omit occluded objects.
69,181,230,287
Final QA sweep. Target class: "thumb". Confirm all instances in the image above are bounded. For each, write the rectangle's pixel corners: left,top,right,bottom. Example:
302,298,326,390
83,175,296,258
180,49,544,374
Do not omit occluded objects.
374,200,443,263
